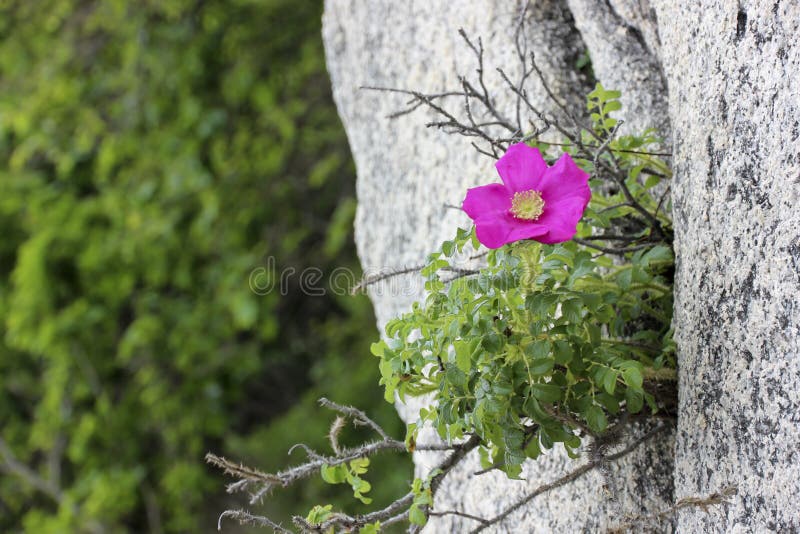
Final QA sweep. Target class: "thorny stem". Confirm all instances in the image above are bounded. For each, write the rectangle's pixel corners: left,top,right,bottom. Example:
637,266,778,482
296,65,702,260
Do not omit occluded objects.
291,434,482,533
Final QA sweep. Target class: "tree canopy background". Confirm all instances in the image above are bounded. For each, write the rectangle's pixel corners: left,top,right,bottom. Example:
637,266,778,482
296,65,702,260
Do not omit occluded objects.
0,0,407,531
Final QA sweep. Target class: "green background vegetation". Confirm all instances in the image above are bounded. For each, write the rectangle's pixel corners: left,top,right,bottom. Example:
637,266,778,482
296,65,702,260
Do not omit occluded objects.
0,0,407,531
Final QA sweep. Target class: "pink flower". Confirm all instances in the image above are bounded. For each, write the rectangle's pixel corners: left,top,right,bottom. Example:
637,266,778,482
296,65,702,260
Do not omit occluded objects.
462,143,591,249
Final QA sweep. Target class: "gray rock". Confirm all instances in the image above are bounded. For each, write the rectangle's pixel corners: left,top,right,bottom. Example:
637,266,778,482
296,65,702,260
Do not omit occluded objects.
652,0,800,531
566,0,670,138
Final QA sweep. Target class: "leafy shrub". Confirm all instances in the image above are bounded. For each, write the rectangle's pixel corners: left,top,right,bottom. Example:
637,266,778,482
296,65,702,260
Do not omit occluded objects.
0,1,405,531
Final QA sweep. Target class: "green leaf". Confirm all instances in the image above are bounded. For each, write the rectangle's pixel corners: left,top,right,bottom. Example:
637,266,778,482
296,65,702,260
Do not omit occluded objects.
350,457,369,475
585,405,608,433
602,100,622,113
481,333,503,354
442,240,455,257
524,435,541,459
445,364,467,389
603,369,618,394
622,367,644,390
306,504,334,525
553,341,573,365
644,174,661,189
405,422,418,450
530,383,562,403
455,340,473,374
320,464,347,484
526,339,551,360
595,392,621,415
625,388,644,413
409,504,427,526
562,298,583,323
526,292,559,316
360,521,382,534
500,461,524,479
528,358,554,376
641,245,673,267
617,268,633,290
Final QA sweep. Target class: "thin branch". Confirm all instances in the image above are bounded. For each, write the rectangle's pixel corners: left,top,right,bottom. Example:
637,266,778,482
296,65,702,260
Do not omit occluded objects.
0,437,62,503
319,397,392,441
287,443,324,462
655,185,672,219
429,509,490,526
351,265,423,294
353,263,479,294
574,239,652,255
607,485,737,533
457,29,515,132
292,434,482,533
529,51,587,133
582,233,646,243
595,155,666,239
593,120,625,172
218,509,293,533
512,1,532,134
532,139,672,157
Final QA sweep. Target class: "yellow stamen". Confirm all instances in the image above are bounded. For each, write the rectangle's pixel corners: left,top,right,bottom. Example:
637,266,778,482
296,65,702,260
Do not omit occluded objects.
510,190,545,220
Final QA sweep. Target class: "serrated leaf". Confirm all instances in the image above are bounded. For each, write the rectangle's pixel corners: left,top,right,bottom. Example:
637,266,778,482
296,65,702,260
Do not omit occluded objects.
585,405,608,433
562,298,583,323
442,240,455,257
530,383,562,402
526,339,551,359
455,341,472,374
603,100,622,113
623,367,644,390
641,245,673,266
603,369,618,394
306,504,333,524
409,504,427,526
524,435,541,459
644,174,661,189
553,341,573,365
528,357,554,376
445,364,467,388
500,461,524,479
482,333,503,354
617,268,632,290
626,388,644,413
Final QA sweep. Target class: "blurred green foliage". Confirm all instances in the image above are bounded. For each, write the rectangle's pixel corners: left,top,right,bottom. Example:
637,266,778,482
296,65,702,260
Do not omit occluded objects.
0,0,407,531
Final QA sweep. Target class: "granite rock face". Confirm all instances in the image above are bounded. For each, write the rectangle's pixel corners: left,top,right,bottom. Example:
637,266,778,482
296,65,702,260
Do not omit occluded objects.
323,0,799,531
651,1,800,531
566,0,669,138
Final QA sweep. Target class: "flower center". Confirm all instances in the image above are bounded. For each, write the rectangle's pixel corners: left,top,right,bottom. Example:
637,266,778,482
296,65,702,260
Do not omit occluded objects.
510,190,545,220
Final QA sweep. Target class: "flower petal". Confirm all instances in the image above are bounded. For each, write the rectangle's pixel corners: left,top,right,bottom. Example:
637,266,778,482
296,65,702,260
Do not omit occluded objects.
495,143,548,193
533,195,590,244
537,152,592,207
462,183,511,220
474,213,548,249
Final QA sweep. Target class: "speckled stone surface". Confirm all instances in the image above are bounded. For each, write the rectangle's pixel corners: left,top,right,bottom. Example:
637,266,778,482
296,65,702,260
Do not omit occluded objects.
652,0,800,531
323,1,678,531
566,0,670,138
